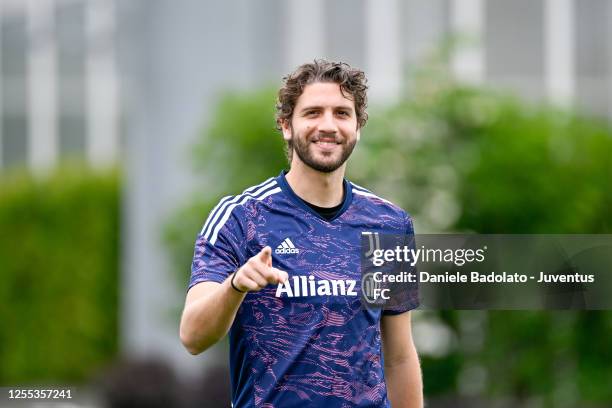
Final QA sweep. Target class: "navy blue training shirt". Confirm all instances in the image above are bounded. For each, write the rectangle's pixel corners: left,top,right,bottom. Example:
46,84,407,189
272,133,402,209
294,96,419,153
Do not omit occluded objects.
190,171,419,407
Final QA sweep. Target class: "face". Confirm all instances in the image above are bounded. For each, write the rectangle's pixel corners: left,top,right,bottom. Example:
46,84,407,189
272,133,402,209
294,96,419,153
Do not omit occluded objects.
282,82,360,173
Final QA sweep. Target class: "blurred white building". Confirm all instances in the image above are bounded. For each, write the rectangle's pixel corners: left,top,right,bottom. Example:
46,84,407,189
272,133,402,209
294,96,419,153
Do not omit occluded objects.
1,0,612,377
0,0,119,170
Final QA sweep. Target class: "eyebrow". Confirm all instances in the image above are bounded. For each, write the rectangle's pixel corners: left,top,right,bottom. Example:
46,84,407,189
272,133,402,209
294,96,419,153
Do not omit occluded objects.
299,105,354,113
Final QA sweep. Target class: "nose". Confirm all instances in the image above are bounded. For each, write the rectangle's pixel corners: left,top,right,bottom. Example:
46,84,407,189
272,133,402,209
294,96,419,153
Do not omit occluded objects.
317,110,337,134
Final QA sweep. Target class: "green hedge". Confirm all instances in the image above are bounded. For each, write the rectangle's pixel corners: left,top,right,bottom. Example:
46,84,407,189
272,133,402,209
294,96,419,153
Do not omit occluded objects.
0,166,120,384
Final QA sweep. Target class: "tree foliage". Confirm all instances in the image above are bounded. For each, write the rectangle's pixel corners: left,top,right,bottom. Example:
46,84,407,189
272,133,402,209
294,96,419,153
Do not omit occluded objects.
0,166,120,383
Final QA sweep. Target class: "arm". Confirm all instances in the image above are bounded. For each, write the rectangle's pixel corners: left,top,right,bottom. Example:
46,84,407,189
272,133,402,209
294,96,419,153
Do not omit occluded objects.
381,311,423,408
179,246,287,355
179,279,245,355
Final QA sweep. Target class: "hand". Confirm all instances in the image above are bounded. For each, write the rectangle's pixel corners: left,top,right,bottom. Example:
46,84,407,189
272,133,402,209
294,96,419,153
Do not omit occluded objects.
232,246,288,292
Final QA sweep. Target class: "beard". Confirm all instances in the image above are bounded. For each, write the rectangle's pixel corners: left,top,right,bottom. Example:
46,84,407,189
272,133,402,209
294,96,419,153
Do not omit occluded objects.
290,130,357,173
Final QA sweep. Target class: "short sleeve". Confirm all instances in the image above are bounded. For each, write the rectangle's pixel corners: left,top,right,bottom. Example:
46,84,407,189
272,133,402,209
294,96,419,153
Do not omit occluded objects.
189,207,246,290
382,212,420,315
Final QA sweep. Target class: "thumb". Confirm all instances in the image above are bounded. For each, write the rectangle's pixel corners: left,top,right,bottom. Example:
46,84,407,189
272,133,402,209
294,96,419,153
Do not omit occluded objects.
259,246,272,267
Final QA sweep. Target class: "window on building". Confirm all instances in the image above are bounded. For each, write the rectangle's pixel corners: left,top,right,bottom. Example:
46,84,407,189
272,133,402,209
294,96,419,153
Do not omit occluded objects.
1,12,28,168
57,1,86,159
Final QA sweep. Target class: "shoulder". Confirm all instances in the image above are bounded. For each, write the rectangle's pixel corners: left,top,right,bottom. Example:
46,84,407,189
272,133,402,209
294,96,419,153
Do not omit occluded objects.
199,177,282,242
350,181,414,230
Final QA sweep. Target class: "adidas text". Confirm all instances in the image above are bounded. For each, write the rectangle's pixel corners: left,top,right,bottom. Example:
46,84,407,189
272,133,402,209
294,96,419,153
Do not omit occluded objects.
275,247,299,254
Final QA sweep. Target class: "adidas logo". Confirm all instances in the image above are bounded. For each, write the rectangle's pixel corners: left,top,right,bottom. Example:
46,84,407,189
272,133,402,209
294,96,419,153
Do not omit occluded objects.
275,238,300,254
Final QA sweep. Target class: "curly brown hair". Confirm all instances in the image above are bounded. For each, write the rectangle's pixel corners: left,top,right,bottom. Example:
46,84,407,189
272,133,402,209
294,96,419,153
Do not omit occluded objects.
276,59,369,162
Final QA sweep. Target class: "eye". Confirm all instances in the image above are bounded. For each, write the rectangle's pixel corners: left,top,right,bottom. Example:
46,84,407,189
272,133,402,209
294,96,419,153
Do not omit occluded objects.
336,110,350,117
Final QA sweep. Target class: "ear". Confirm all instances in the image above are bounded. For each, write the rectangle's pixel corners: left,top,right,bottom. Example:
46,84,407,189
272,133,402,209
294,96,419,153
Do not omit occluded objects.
280,119,292,142
356,127,361,142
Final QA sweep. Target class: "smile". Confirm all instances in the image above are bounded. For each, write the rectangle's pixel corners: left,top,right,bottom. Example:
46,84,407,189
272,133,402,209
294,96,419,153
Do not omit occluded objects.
313,140,341,152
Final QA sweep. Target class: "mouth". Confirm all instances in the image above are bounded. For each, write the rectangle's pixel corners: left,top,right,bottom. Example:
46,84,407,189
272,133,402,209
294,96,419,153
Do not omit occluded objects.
314,140,338,146
312,136,341,146
312,138,341,153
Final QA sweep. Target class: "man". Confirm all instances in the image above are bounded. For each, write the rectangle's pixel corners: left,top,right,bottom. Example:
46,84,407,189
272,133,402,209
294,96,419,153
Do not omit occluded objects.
180,60,423,407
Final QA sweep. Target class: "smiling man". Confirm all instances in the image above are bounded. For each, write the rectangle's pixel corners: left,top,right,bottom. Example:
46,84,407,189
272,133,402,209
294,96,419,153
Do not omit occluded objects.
180,60,422,407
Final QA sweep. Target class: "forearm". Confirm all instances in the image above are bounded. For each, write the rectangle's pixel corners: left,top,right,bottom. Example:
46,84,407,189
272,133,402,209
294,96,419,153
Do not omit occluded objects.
385,342,423,408
180,246,287,355
179,275,246,354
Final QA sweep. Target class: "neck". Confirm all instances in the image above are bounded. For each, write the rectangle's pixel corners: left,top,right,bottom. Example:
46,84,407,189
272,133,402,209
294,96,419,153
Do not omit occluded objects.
285,157,346,208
